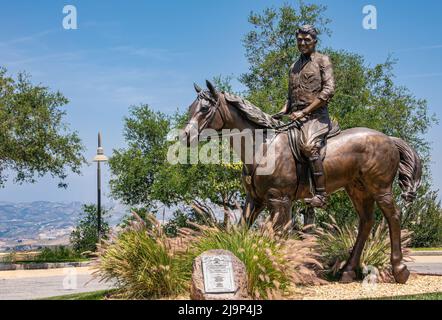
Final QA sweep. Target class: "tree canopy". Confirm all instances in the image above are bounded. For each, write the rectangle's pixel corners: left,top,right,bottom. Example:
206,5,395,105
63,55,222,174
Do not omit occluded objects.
0,68,85,188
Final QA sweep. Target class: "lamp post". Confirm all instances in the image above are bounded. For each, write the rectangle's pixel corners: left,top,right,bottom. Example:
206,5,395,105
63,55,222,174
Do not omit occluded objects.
93,132,108,240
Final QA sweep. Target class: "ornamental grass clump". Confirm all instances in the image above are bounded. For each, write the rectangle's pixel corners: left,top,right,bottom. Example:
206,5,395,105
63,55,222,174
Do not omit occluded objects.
94,213,193,299
95,212,325,299
186,215,324,299
316,216,412,282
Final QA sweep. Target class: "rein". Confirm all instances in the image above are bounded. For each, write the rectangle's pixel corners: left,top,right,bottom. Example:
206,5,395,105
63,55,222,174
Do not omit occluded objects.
203,92,301,136
193,93,302,192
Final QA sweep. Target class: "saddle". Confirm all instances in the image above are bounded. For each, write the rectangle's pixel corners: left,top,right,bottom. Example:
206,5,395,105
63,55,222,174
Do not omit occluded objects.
287,119,341,163
287,120,341,194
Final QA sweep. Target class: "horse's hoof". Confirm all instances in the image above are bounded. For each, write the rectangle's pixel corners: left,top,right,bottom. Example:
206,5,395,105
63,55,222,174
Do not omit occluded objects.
340,270,357,283
393,264,410,284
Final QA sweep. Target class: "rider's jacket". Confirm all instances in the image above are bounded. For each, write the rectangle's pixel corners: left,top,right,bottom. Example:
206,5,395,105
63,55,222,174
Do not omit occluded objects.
288,51,335,114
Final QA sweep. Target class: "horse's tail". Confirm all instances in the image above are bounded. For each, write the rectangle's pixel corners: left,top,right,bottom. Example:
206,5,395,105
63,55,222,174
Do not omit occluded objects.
390,137,422,203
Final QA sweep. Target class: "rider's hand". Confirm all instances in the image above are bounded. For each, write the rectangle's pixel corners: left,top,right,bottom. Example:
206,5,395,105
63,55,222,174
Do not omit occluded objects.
272,103,289,119
290,111,305,121
271,112,284,120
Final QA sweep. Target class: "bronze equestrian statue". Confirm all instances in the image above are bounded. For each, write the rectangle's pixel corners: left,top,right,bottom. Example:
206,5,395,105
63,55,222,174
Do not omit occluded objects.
273,25,334,209
183,27,422,284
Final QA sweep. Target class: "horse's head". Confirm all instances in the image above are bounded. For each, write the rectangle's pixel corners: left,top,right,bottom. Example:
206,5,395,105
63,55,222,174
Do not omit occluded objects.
183,80,225,145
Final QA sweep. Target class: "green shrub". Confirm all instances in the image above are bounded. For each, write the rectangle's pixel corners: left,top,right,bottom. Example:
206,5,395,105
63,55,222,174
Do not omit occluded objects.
36,246,83,263
70,204,110,253
1,247,83,263
118,207,153,229
95,214,192,299
401,189,442,247
163,207,215,237
316,217,411,280
0,252,17,263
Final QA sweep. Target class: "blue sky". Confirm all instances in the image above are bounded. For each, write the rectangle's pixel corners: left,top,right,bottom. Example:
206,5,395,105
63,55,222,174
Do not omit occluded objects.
0,0,441,203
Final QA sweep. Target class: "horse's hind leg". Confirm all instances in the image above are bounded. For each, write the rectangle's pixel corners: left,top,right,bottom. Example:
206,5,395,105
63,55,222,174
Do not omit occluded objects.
243,193,264,227
340,185,375,283
268,195,292,231
375,191,410,284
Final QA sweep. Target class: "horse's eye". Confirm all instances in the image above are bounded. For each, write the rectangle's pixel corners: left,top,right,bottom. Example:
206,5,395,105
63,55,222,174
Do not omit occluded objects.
200,105,210,113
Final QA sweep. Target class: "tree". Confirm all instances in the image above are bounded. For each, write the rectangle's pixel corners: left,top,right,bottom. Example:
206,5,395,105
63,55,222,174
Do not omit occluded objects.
108,103,243,226
108,105,171,207
70,204,110,253
0,68,85,188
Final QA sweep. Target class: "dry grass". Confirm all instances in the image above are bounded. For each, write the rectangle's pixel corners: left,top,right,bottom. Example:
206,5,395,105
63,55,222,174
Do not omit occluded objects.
94,212,327,299
93,213,193,299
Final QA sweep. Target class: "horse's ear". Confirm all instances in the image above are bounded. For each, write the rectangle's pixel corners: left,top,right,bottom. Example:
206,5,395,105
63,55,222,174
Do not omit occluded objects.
206,80,218,99
194,83,202,93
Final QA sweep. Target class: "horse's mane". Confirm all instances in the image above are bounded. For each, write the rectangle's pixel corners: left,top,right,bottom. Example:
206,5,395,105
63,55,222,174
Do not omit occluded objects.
223,92,283,129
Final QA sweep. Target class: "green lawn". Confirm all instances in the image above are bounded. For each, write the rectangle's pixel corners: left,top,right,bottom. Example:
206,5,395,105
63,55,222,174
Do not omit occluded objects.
41,290,111,300
411,247,442,251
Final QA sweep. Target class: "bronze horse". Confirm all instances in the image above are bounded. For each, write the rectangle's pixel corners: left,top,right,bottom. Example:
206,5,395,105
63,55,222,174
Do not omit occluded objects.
184,81,422,284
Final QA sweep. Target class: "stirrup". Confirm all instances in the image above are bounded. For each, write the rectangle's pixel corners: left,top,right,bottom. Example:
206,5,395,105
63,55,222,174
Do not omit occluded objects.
305,194,327,208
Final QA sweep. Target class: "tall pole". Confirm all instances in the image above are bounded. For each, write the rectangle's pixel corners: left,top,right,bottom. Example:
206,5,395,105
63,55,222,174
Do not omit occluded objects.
97,132,102,240
93,131,107,243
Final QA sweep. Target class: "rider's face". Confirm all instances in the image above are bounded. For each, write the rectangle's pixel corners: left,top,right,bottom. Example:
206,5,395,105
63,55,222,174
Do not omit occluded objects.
297,33,316,55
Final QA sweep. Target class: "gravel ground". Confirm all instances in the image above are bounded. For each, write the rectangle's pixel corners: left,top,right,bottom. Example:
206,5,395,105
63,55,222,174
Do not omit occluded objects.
294,274,442,300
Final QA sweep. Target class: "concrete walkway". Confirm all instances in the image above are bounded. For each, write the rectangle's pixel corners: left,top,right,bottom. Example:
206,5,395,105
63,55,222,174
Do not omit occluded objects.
406,255,442,275
0,267,114,300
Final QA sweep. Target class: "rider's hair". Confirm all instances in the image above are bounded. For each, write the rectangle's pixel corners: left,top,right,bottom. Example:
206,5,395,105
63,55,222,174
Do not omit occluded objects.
296,25,318,40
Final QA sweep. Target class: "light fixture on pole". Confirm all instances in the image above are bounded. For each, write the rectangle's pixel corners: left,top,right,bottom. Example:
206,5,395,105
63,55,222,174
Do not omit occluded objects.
93,132,108,240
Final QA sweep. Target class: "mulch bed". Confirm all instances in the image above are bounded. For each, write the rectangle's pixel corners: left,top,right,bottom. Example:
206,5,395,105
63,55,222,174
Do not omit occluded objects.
292,274,442,300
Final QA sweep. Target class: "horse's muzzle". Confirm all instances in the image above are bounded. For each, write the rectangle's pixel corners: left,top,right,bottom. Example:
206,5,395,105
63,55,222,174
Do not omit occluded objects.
182,123,198,147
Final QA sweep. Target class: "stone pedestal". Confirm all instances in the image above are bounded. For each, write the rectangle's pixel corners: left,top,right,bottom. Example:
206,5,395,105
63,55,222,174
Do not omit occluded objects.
190,249,249,300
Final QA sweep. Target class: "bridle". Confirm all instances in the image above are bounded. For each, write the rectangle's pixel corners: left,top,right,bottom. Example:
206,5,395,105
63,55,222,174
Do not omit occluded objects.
190,90,301,138
192,91,226,134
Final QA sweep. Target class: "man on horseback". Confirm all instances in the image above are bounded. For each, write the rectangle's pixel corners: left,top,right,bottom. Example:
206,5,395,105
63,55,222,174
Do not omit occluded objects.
273,24,335,208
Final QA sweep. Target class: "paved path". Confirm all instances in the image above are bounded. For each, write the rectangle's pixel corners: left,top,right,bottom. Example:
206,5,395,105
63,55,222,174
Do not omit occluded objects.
406,255,442,275
0,267,114,300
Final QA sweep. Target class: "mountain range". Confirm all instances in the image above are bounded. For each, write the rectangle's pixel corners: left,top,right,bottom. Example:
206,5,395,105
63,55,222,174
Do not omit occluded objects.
0,201,127,251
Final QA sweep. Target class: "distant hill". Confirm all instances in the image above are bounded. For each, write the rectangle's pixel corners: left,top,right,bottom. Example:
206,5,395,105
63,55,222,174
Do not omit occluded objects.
0,201,127,251
0,201,226,252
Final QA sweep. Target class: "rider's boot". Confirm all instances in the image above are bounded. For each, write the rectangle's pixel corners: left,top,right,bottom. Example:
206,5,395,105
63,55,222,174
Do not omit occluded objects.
305,155,327,208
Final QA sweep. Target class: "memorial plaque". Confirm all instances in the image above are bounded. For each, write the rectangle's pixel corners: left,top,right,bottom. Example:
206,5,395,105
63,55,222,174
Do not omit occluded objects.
202,255,236,293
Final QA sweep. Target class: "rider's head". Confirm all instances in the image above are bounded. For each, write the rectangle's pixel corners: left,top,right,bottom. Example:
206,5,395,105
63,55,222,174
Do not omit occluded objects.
296,25,318,55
